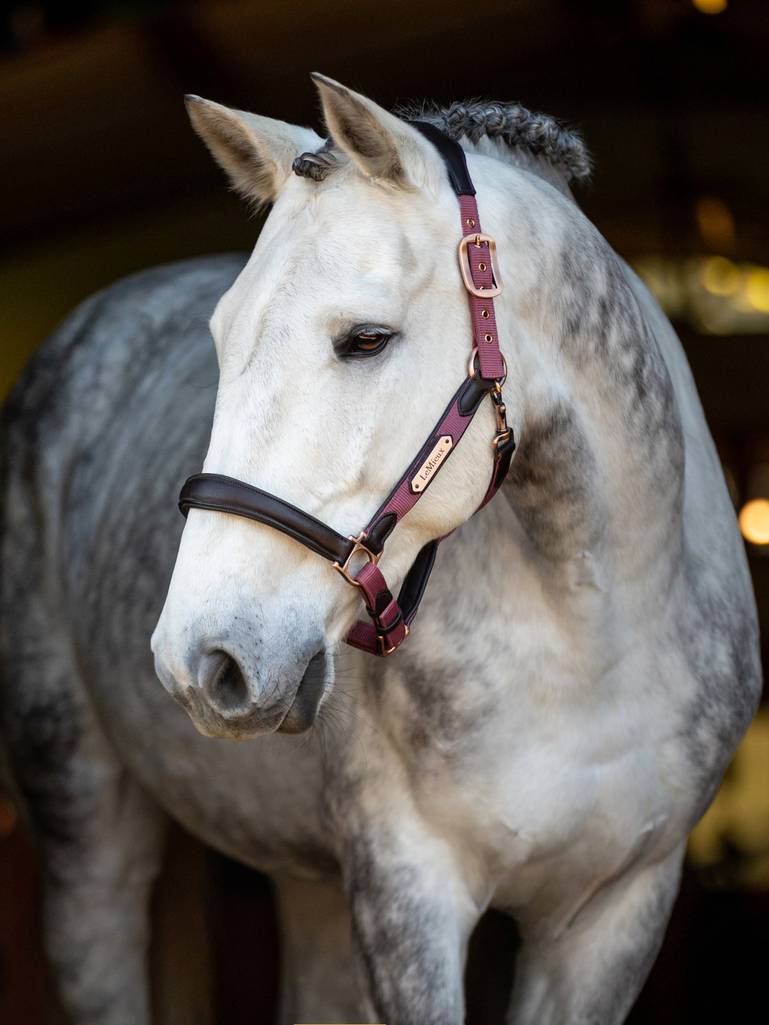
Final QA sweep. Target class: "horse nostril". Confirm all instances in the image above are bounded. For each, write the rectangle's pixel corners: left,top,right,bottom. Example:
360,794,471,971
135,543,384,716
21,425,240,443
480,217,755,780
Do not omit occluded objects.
206,651,250,714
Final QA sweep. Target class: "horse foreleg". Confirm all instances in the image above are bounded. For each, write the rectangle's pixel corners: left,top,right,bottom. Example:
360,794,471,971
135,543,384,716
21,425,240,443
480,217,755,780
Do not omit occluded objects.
346,830,479,1025
5,657,166,1025
274,873,371,1024
39,765,166,1025
506,843,685,1025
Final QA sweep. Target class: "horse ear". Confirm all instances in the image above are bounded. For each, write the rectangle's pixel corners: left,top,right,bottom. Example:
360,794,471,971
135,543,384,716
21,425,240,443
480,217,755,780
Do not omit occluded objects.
185,95,320,205
311,73,435,187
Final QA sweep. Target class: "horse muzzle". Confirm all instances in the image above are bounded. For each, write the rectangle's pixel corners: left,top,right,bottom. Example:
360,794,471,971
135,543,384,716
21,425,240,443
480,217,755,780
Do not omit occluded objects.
152,640,330,740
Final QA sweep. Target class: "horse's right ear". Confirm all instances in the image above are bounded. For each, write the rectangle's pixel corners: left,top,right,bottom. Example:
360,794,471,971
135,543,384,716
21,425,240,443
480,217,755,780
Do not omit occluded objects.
184,95,320,206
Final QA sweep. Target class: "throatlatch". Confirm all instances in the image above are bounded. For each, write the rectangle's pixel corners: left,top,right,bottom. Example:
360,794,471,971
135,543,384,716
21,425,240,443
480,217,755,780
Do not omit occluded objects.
179,121,515,656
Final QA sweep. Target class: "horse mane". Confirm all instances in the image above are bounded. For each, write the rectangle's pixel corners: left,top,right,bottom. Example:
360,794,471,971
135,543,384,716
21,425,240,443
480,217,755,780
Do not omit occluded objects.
292,99,591,197
398,100,591,195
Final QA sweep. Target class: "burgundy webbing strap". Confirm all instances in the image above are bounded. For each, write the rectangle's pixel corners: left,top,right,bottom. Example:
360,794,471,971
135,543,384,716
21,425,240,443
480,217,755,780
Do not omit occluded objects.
364,380,487,546
343,124,512,653
410,120,505,382
346,562,408,655
457,197,506,381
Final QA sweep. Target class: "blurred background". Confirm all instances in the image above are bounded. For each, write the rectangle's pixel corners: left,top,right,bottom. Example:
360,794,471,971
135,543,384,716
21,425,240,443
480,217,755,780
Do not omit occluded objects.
0,0,767,1022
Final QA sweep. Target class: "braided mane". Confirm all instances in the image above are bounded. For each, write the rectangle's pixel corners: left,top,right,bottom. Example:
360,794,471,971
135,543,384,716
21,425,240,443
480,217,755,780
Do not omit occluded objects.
292,99,590,192
397,100,591,185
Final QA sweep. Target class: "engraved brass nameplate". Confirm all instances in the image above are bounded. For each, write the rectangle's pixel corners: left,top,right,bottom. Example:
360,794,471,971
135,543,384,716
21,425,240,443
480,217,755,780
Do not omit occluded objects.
410,435,453,493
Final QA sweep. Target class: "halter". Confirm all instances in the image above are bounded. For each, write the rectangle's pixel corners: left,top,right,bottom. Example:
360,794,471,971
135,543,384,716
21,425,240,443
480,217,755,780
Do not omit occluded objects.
179,122,515,656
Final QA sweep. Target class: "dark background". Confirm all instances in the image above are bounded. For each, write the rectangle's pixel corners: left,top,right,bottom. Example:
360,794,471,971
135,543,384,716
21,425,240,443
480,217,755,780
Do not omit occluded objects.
1,1,767,1022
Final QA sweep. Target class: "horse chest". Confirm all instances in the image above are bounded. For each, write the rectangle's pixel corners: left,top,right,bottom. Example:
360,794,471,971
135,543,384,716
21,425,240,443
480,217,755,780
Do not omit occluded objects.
404,729,677,927
361,644,688,906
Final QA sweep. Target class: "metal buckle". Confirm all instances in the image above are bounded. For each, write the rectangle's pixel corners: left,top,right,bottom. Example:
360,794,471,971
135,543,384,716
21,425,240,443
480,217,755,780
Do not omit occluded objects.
491,380,512,451
332,532,380,587
457,233,503,298
377,623,410,657
491,382,507,433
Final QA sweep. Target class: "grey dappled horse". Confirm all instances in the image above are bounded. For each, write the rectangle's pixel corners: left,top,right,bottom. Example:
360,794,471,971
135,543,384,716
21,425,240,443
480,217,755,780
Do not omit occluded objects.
0,76,761,1025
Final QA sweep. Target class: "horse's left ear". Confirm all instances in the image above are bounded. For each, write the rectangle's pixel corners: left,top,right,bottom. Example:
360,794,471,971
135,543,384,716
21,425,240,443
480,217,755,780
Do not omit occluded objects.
311,73,438,187
185,95,320,205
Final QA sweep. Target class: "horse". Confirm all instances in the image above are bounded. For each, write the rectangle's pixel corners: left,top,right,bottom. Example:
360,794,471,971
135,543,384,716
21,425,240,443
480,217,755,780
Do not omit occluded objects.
0,73,761,1025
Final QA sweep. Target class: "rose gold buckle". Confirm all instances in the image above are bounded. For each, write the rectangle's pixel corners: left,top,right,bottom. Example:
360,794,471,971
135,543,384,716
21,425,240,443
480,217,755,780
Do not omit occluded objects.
332,532,380,587
377,623,410,656
457,233,503,298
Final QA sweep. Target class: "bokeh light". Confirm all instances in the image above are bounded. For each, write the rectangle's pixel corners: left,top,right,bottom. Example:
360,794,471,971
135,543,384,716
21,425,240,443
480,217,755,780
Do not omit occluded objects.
692,0,728,14
745,268,769,314
739,498,769,546
701,255,741,296
695,196,736,253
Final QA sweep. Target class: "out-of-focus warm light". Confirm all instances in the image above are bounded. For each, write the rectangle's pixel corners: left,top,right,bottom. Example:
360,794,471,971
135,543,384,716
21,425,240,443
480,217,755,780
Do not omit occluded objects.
739,499,769,546
745,268,769,313
701,255,740,296
692,0,727,14
695,196,736,252
634,254,769,334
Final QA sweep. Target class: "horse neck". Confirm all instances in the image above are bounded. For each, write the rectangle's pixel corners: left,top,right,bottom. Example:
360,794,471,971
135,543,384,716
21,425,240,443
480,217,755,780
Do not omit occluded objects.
394,262,688,713
499,216,685,599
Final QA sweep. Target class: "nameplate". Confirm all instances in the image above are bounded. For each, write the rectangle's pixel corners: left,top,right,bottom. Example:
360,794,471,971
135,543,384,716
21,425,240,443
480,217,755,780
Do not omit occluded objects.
410,435,453,493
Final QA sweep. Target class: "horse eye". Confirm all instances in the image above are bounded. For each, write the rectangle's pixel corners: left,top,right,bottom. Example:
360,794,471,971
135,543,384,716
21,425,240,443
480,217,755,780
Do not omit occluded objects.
340,327,394,359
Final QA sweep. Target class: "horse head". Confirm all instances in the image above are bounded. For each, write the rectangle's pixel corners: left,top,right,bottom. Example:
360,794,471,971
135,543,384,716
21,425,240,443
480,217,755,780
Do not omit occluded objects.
151,74,589,739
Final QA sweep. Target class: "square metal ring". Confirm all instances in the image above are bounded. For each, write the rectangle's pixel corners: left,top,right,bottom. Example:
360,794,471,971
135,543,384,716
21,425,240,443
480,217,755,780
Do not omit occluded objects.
332,532,380,587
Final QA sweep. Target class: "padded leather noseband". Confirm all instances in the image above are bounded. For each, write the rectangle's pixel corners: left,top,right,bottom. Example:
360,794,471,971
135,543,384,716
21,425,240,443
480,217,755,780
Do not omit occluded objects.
179,473,355,564
179,121,515,656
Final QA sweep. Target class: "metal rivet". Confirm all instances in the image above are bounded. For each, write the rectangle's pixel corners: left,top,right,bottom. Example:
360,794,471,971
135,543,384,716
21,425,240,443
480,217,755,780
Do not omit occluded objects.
484,333,493,343
466,217,476,227
478,262,487,272
481,309,490,319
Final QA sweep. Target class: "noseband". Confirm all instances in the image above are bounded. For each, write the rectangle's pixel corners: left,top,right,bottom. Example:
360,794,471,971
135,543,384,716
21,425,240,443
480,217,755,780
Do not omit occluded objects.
179,122,515,656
